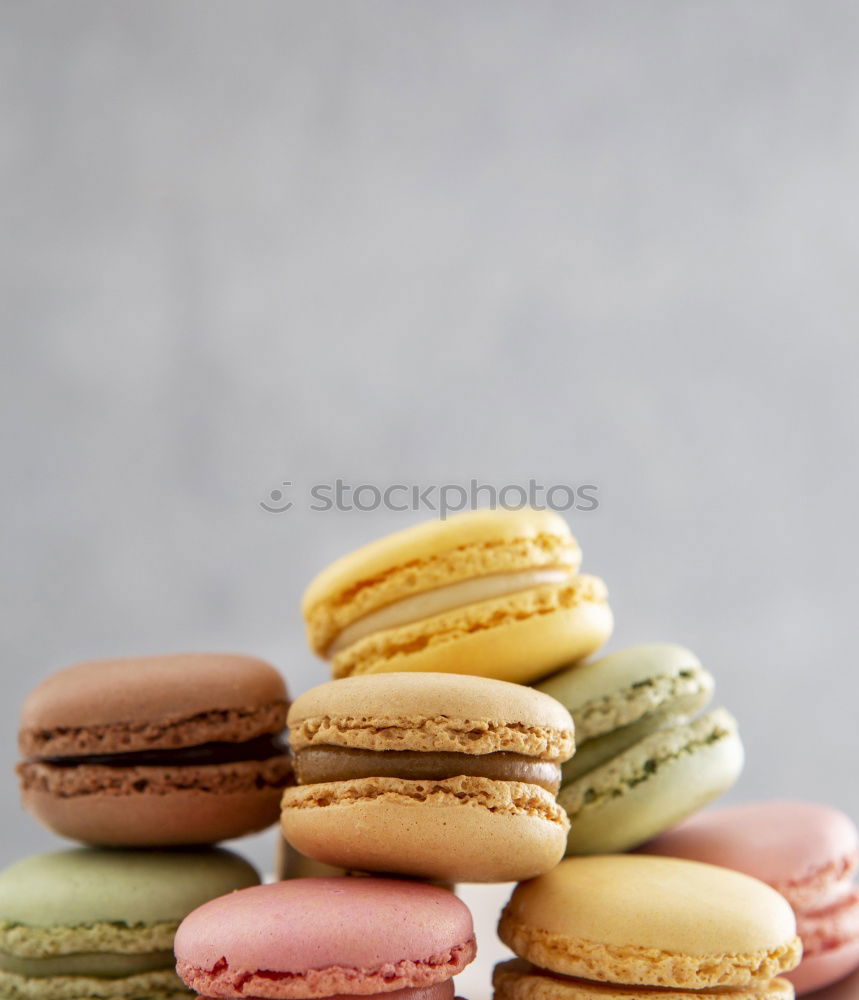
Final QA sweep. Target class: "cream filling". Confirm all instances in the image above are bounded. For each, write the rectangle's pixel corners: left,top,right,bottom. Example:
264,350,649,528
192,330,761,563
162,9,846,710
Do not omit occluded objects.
328,568,573,654
0,950,175,978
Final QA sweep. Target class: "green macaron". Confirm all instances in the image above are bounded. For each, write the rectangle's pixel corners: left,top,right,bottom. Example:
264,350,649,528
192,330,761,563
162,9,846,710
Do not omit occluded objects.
537,642,744,854
0,847,259,1000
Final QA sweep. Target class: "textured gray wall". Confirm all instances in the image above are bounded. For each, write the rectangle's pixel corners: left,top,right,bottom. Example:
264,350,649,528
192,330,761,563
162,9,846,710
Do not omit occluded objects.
2,5,858,988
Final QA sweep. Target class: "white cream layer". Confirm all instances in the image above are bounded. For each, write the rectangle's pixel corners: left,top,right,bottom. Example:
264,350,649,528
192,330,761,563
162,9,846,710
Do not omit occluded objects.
328,568,573,654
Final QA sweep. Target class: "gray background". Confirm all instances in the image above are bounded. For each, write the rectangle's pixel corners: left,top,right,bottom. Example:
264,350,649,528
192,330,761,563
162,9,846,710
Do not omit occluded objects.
2,3,858,992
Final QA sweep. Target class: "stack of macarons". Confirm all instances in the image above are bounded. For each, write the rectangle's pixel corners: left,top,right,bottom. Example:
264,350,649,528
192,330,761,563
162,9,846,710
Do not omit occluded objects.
7,651,292,998
285,510,745,876
0,847,260,1000
17,652,292,846
6,505,859,1000
279,509,607,883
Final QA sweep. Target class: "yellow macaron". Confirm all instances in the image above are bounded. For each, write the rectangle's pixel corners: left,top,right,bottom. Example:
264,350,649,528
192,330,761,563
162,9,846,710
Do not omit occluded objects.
495,855,802,999
302,508,613,683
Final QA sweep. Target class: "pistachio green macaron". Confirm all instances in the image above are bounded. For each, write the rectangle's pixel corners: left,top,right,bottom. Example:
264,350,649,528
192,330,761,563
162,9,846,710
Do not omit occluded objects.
537,643,744,854
0,848,259,999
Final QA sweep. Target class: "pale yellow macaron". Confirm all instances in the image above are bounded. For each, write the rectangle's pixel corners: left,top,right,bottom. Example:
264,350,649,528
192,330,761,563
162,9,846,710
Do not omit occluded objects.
495,855,801,999
281,672,575,882
302,508,613,683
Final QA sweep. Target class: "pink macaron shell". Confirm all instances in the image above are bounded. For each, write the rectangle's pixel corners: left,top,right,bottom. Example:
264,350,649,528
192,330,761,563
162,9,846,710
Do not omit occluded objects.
785,937,859,996
194,983,456,1000
798,888,859,954
783,889,859,995
175,878,476,1000
640,802,859,910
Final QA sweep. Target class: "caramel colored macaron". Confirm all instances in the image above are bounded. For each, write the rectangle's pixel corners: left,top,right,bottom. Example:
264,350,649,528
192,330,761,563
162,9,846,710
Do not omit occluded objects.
303,508,613,683
18,652,292,846
281,672,575,882
495,855,802,999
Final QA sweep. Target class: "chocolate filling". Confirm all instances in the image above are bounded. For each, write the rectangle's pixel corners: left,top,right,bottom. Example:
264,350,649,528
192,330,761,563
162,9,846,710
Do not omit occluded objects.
38,734,288,768
295,746,561,793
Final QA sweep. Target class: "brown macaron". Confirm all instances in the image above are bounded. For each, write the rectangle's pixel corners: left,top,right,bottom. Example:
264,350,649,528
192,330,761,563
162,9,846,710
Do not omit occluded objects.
281,672,575,883
17,652,292,846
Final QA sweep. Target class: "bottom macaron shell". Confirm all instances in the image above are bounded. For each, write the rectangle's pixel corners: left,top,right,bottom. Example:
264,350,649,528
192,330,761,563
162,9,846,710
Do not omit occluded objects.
786,938,859,996
0,967,190,1000
333,584,613,685
195,985,455,1000
492,961,795,1000
281,776,569,882
22,785,284,846
560,718,744,855
788,889,859,995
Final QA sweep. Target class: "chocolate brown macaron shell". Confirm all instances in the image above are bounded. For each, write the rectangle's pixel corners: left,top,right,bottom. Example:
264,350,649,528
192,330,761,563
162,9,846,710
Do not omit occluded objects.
18,653,292,846
19,653,287,758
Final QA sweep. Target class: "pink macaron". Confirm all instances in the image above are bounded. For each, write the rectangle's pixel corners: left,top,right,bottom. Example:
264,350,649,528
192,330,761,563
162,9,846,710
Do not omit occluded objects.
640,801,859,995
174,877,477,999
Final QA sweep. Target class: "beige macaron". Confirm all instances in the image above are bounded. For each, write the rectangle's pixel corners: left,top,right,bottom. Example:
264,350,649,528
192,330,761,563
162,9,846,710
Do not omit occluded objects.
302,508,613,684
281,672,575,883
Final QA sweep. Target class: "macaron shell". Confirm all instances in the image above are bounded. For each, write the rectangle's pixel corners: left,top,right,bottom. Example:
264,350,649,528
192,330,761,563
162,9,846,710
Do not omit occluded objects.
785,938,859,995
499,856,800,989
19,653,287,735
0,967,190,999
331,579,613,684
281,776,568,882
22,782,285,846
796,889,859,956
492,960,795,1000
560,711,744,854
196,985,455,1000
785,890,859,995
537,643,712,742
323,985,455,1000
0,847,259,927
175,878,475,998
303,508,576,610
288,672,575,753
640,802,859,912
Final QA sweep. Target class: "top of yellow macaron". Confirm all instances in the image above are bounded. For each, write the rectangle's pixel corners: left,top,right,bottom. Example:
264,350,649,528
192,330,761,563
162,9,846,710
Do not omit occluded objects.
302,508,581,655
499,855,801,989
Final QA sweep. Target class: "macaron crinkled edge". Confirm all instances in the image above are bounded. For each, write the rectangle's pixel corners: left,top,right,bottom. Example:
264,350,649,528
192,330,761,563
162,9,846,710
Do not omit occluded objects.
16,652,292,847
174,878,477,998
497,856,801,991
0,847,261,996
559,708,744,855
538,642,715,745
